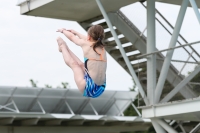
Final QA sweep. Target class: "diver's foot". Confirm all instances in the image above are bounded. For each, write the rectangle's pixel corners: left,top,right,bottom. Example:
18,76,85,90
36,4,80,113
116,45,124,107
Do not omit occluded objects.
57,37,66,52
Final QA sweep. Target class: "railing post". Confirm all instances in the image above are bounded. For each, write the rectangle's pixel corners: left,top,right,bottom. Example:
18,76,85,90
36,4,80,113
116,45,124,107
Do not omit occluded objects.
147,0,156,105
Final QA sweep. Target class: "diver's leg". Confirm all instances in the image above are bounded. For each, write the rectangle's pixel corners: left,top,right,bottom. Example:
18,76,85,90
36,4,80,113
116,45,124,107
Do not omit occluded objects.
57,37,86,92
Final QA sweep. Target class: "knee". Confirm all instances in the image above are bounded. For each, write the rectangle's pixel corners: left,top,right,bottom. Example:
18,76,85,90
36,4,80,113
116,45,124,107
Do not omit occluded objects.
70,62,85,71
80,63,85,68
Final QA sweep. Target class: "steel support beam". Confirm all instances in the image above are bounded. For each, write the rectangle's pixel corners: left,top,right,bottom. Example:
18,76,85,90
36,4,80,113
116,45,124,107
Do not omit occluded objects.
141,97,200,121
12,100,20,113
157,58,199,64
52,89,69,113
151,119,166,133
190,0,200,24
147,0,156,105
189,82,200,85
155,0,189,103
89,102,98,115
0,102,15,112
100,92,116,114
108,11,196,100
161,65,200,103
114,103,124,116
65,101,75,115
4,87,17,105
37,100,45,114
131,103,141,117
95,0,148,105
170,120,176,126
0,125,149,133
179,123,186,133
190,123,200,133
137,40,200,58
76,99,90,114
155,119,178,133
141,2,200,60
27,88,43,112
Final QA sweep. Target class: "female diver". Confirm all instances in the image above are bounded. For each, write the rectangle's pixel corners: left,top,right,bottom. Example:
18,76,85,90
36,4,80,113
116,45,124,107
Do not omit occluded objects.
57,25,107,98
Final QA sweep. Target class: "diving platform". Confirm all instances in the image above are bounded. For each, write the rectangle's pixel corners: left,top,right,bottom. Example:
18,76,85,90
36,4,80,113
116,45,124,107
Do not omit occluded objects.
0,86,151,133
17,0,200,22
17,0,136,22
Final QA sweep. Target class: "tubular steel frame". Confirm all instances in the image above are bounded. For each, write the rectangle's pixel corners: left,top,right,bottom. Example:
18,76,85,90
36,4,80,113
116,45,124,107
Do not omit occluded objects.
95,0,200,132
95,0,149,105
0,87,140,118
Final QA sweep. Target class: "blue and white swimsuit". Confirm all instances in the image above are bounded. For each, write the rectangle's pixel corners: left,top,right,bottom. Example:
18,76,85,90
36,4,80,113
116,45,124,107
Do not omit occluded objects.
83,57,106,98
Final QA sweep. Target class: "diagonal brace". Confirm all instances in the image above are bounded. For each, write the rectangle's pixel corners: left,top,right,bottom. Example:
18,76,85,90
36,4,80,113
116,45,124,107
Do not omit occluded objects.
151,119,166,133
155,0,189,103
161,65,200,103
155,119,178,133
190,123,200,133
189,0,200,24
95,0,149,105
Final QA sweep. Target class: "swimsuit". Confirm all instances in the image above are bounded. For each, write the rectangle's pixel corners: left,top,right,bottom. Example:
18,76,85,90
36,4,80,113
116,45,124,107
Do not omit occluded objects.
83,48,106,98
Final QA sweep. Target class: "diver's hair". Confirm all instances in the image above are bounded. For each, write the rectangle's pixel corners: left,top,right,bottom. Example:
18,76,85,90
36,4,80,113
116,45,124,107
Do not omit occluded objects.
87,25,105,54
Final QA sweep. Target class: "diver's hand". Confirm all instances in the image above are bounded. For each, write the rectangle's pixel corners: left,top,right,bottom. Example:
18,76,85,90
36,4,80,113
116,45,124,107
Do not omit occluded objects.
56,28,66,33
67,29,76,35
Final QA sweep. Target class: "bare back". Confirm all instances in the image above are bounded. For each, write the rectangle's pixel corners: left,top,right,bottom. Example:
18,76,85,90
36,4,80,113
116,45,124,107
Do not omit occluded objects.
81,41,107,85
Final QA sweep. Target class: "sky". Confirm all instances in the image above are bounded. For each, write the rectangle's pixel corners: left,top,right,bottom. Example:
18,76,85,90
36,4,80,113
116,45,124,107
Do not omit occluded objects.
0,0,200,91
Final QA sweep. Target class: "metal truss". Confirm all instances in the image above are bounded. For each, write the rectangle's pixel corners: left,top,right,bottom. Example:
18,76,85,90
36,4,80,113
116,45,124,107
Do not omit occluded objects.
0,87,140,118
95,0,200,132
0,100,19,113
0,88,149,132
141,2,200,62
95,0,149,105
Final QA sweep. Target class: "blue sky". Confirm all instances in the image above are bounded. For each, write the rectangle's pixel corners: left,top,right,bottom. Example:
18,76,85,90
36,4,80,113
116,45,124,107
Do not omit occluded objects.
1,0,200,90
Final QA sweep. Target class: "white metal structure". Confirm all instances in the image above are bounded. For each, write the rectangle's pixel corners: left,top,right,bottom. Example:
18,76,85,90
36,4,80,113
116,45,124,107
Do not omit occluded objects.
0,86,139,115
17,0,200,132
0,86,150,133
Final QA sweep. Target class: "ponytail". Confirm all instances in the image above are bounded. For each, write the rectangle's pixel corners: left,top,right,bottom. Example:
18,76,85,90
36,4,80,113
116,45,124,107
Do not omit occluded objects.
88,25,105,54
92,38,104,54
